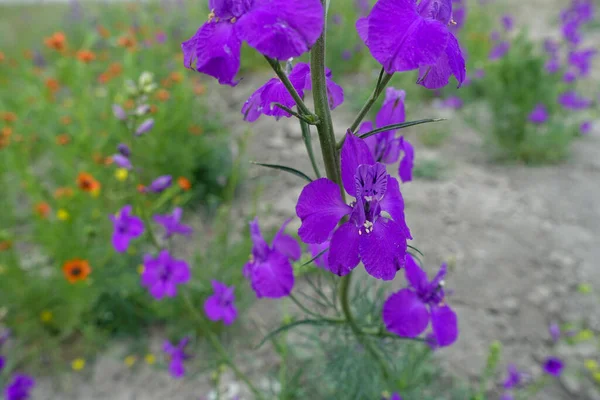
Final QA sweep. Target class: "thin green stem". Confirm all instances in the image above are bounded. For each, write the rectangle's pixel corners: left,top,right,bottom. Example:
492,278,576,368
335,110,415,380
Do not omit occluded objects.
288,293,343,322
347,70,394,134
265,56,315,119
182,292,265,400
299,120,321,178
273,103,315,124
339,274,392,380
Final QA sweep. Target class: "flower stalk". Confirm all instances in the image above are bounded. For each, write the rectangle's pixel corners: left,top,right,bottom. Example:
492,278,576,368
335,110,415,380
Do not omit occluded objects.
348,69,394,134
299,120,321,178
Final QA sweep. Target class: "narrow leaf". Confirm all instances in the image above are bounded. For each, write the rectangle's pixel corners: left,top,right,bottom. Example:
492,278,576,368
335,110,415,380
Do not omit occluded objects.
357,119,445,140
250,162,313,182
300,247,328,267
255,318,342,349
407,244,424,257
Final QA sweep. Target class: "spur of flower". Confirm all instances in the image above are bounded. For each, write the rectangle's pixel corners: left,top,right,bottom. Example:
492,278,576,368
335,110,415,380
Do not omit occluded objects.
357,0,466,89
243,218,301,298
182,0,324,85
62,259,92,283
382,254,458,346
141,250,191,300
357,87,415,182
296,132,411,280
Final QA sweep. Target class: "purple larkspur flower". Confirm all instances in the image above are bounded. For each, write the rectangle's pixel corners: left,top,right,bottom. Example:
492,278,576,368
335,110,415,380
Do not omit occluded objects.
501,14,513,31
398,137,414,183
549,322,561,342
141,250,190,300
425,332,439,350
244,218,301,298
155,32,167,44
389,393,402,400
112,104,127,121
204,280,238,325
135,118,154,136
242,62,343,122
441,96,463,109
580,121,592,135
296,132,411,280
563,70,577,83
5,374,35,400
545,57,560,74
558,91,592,110
147,175,172,193
568,49,596,77
383,254,458,346
528,104,549,124
489,41,510,60
357,0,466,89
503,364,525,389
544,39,559,55
342,50,353,60
181,0,324,86
500,394,515,400
110,205,144,253
0,356,5,372
543,357,564,377
308,240,330,269
117,143,131,157
112,154,132,170
163,337,191,378
153,207,193,239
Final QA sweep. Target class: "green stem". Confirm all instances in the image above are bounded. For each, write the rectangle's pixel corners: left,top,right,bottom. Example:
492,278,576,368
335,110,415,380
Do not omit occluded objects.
310,9,342,193
182,292,265,400
299,120,321,178
347,70,394,134
265,56,315,120
339,274,391,380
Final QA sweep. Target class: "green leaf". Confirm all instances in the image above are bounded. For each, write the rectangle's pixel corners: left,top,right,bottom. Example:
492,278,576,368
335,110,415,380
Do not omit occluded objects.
301,248,328,267
255,318,342,349
358,119,445,140
407,245,424,258
250,162,313,182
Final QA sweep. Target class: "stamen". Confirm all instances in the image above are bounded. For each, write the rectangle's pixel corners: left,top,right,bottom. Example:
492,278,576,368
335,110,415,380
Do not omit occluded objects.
362,220,374,234
208,11,216,22
231,17,237,23
449,19,457,26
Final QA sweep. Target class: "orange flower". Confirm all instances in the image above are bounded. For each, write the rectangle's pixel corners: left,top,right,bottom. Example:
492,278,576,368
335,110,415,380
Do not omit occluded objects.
98,73,110,84
44,32,67,51
156,89,170,102
137,184,146,193
117,35,137,50
150,105,158,114
1,112,17,123
54,187,74,198
60,116,72,125
77,172,101,193
124,99,135,110
0,51,5,62
45,78,60,93
1,126,12,139
108,62,123,77
0,240,12,252
97,24,110,38
76,50,96,63
56,134,70,145
188,125,203,136
194,84,206,95
177,177,191,191
63,259,91,284
35,202,51,218
169,71,183,83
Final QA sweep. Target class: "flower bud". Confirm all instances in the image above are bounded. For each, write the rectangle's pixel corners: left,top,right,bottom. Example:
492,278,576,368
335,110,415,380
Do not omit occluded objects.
112,104,127,121
135,118,154,136
135,104,150,116
147,175,172,193
117,143,131,157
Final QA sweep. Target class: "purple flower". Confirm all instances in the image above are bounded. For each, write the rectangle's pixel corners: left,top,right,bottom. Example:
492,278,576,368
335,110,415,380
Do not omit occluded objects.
545,57,560,74
117,143,131,157
501,14,513,31
528,104,549,124
383,254,458,346
163,337,191,378
112,154,132,170
110,205,144,253
580,121,592,135
503,364,524,389
296,132,411,280
549,322,561,342
563,70,577,83
425,332,439,350
153,207,193,239
242,62,343,122
500,394,515,400
112,104,127,121
441,96,463,109
0,356,5,372
141,250,191,300
389,393,402,400
5,374,35,400
135,118,154,136
204,280,238,325
147,175,173,193
562,21,581,46
308,240,330,269
489,41,510,60
358,0,466,88
155,32,167,44
568,49,596,77
181,0,324,86
244,218,300,298
398,137,414,183
543,357,564,377
558,91,592,110
544,39,559,55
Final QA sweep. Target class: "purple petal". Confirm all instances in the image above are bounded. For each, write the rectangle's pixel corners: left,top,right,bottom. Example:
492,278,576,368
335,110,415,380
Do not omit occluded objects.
379,176,412,239
430,304,458,346
261,78,300,119
247,252,295,298
543,357,564,377
235,0,324,60
221,305,238,325
113,154,132,170
327,222,361,276
182,21,241,86
204,296,224,321
272,219,302,261
241,81,271,122
326,77,345,110
404,253,428,291
398,137,414,183
417,0,452,24
296,178,351,244
383,288,430,337
308,241,330,269
359,218,407,280
376,87,406,129
341,132,375,197
249,217,270,260
112,233,130,253
356,16,369,44
418,33,466,89
355,163,388,202
366,0,449,73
